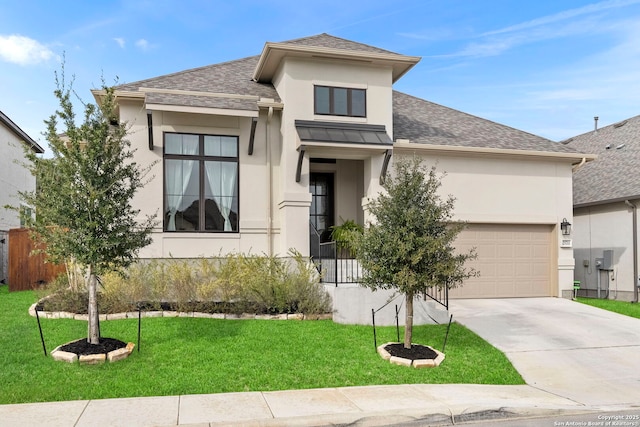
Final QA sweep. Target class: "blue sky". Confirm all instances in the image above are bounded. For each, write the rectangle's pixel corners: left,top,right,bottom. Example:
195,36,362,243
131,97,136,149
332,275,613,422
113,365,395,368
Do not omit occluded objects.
1,0,639,152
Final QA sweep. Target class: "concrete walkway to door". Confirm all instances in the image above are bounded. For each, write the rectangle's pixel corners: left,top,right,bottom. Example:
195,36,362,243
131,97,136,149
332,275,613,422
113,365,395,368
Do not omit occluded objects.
450,297,640,409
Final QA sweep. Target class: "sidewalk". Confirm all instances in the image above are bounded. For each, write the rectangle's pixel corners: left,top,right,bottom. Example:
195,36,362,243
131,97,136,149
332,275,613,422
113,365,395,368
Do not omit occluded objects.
0,384,607,427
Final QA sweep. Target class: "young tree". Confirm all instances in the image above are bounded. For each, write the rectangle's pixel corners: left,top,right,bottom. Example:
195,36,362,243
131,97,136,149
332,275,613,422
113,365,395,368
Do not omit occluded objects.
18,72,156,345
356,156,476,349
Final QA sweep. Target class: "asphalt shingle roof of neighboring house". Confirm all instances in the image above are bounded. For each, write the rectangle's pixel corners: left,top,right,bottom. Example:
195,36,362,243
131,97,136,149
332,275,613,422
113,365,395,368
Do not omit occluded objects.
115,33,585,156
565,115,640,206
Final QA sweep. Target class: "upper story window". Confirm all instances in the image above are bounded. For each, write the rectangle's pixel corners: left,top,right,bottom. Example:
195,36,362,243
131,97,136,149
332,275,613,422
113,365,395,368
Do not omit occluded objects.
314,86,366,118
164,133,239,233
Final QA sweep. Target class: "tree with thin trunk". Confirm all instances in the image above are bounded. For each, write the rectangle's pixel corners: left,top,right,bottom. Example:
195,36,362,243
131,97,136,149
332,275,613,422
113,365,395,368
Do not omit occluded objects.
355,156,477,349
17,70,156,345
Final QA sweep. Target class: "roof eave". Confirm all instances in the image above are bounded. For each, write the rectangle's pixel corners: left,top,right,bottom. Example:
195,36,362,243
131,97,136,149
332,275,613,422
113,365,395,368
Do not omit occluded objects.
253,42,421,83
0,110,44,154
393,141,597,164
575,195,640,209
91,89,146,104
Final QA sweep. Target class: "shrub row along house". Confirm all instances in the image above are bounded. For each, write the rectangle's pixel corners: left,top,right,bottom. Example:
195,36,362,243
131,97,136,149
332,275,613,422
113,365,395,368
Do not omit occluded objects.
0,111,44,285
91,33,593,322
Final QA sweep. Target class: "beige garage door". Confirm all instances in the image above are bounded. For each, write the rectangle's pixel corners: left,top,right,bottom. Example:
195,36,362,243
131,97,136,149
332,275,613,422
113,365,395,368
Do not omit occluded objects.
449,224,554,298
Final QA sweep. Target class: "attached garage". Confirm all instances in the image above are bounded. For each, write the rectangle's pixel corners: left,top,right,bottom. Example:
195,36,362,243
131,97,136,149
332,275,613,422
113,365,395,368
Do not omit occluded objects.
450,224,555,298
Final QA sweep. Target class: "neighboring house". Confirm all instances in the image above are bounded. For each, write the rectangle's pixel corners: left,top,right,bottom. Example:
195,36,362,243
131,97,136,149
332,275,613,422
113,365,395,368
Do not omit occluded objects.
0,110,45,283
96,33,591,316
565,116,640,302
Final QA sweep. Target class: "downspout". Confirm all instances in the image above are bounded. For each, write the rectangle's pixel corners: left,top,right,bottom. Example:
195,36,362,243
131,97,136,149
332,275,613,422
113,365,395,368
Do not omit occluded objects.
625,200,638,303
267,106,274,257
572,157,587,172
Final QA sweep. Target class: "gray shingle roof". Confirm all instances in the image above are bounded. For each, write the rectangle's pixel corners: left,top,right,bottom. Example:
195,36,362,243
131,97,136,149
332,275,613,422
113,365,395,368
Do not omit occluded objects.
565,115,640,206
117,56,279,111
115,33,589,157
393,91,579,153
115,34,404,111
280,33,400,55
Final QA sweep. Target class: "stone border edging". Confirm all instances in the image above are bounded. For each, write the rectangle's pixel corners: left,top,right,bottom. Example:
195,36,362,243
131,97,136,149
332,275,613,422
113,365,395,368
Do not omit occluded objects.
28,302,333,322
51,342,135,364
377,342,445,368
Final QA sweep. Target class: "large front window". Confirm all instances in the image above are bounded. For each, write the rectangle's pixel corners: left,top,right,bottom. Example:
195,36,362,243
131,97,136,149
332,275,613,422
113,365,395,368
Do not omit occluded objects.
164,133,239,232
314,86,366,117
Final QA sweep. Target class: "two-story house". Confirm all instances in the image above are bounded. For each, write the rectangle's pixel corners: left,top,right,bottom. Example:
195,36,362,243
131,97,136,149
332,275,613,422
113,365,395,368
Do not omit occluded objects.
0,110,44,283
98,34,591,318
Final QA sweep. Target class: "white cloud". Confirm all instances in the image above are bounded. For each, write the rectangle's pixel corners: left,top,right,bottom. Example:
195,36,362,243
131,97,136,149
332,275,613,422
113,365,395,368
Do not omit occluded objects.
135,39,150,50
436,0,640,59
0,34,54,65
114,37,125,48
483,0,640,36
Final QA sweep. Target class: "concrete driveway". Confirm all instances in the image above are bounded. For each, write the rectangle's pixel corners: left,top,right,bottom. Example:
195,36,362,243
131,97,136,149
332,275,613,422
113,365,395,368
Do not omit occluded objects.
450,297,640,408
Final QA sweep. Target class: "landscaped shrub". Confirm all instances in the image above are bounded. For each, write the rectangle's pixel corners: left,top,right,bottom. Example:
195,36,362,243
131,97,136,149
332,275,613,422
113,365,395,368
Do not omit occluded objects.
99,261,166,313
39,253,332,315
37,273,89,314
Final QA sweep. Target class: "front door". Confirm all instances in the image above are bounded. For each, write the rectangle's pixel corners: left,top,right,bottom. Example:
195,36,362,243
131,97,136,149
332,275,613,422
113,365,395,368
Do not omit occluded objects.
309,173,335,244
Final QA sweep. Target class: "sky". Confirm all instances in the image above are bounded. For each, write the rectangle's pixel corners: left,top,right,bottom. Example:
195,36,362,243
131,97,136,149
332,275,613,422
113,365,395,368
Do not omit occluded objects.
1,0,639,153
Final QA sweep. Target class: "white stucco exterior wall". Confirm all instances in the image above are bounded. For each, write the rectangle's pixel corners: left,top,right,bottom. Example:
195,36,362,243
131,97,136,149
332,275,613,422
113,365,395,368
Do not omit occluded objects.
272,57,394,254
573,202,638,301
119,100,281,258
392,151,576,297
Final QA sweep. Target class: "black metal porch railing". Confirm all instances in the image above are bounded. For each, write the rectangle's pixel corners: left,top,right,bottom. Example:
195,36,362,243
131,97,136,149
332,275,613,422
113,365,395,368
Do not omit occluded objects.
315,241,362,285
310,221,449,308
423,286,449,310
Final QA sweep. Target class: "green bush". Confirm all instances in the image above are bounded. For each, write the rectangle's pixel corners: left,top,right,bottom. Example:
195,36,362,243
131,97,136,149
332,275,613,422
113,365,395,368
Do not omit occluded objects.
40,252,332,315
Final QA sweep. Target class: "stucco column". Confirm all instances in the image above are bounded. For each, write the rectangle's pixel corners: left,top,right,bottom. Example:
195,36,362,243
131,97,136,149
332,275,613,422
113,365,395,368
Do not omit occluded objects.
277,192,312,256
361,153,386,224
276,120,312,256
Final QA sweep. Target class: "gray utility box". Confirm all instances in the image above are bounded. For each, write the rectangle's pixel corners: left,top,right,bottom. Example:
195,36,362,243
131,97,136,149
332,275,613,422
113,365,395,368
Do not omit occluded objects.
596,250,614,271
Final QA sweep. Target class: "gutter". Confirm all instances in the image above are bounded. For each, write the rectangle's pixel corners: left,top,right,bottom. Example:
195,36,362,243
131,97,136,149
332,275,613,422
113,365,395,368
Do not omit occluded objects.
392,141,596,164
625,200,639,303
266,106,273,257
257,99,283,257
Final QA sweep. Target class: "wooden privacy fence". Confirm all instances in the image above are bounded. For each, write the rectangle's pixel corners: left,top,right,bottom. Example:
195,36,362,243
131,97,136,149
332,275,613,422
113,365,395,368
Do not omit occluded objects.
8,228,66,291
0,230,7,284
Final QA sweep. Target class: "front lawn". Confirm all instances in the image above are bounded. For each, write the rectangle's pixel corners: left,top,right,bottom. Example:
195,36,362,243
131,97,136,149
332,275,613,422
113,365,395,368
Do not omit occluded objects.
0,286,523,404
576,297,640,319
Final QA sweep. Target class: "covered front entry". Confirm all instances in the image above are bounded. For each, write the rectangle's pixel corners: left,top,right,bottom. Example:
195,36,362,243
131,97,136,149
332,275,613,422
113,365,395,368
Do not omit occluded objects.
450,223,555,298
309,172,335,244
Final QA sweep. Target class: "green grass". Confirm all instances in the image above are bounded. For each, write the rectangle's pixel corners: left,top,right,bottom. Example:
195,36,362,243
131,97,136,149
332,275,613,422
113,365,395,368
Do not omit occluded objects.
576,297,640,319
0,285,523,404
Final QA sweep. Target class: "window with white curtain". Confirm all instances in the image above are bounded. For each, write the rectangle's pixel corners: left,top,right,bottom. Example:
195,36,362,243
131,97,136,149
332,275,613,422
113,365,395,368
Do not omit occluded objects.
164,133,239,232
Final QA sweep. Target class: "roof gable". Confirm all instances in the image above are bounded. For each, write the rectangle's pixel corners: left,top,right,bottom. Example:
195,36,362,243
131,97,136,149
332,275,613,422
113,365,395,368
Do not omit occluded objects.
565,114,640,206
0,110,44,153
253,33,420,83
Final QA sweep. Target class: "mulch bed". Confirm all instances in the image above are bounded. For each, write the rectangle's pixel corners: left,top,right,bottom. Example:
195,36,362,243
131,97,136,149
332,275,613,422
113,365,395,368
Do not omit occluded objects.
60,337,127,356
384,343,437,360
